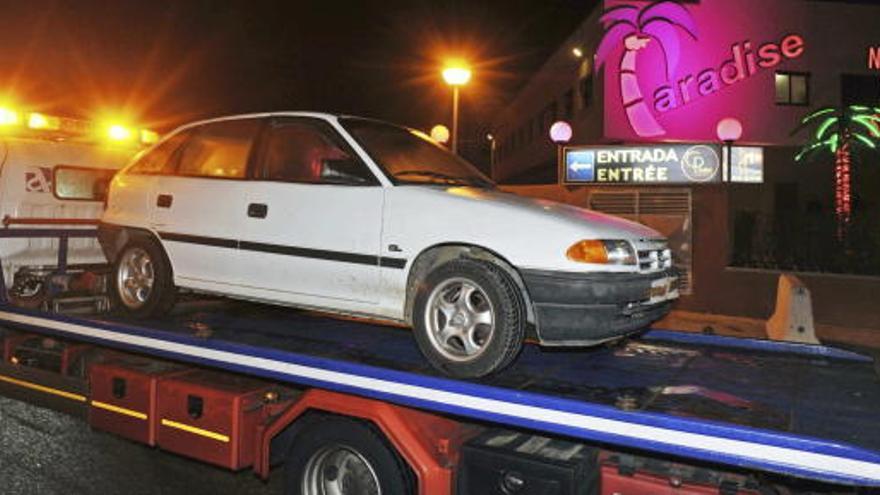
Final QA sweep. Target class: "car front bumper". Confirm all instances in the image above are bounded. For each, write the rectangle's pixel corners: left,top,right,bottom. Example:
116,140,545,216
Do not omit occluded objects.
521,268,678,346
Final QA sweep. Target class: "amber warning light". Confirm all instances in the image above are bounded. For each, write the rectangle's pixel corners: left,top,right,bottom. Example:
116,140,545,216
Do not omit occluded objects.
0,106,158,146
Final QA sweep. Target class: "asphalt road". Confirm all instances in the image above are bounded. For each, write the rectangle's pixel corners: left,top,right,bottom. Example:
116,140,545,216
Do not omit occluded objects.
0,396,282,495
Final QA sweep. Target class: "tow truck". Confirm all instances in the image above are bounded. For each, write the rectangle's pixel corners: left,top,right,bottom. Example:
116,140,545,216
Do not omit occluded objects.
0,111,878,494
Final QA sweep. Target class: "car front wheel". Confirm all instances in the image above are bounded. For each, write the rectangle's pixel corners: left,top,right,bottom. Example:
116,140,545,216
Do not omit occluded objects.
413,258,525,378
112,237,176,318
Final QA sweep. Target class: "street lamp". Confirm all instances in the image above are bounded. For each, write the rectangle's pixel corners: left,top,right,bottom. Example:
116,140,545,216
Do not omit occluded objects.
486,133,496,179
716,117,743,180
442,63,471,154
550,121,573,180
430,124,450,145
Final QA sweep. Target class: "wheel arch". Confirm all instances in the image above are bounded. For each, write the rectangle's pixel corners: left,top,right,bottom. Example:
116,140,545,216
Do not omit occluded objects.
259,389,460,495
403,243,536,330
99,224,174,277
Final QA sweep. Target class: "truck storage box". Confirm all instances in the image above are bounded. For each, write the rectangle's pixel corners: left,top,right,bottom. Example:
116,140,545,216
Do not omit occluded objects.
155,369,272,470
600,454,762,495
457,429,599,495
88,356,187,446
5,333,92,377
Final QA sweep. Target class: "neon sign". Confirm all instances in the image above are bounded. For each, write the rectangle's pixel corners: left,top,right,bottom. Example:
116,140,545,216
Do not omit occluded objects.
598,0,809,142
654,35,804,113
870,46,880,70
595,1,697,138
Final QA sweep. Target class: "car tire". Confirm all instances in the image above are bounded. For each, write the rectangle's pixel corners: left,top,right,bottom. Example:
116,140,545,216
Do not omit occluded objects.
111,237,176,318
283,415,414,495
412,258,525,378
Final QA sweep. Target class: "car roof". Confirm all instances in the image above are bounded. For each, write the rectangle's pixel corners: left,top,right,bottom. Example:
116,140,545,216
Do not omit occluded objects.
170,111,330,133
169,112,395,135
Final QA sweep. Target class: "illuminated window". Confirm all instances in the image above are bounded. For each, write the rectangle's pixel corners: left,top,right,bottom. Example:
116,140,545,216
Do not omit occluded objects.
775,72,809,106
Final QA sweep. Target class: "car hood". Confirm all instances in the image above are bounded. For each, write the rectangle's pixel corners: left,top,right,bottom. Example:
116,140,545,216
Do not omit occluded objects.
427,186,661,239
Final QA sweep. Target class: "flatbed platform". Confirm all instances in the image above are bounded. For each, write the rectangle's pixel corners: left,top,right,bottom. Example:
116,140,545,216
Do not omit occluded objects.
0,299,878,487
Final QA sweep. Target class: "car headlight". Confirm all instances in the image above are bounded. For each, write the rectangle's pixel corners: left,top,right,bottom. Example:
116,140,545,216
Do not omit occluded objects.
566,239,637,265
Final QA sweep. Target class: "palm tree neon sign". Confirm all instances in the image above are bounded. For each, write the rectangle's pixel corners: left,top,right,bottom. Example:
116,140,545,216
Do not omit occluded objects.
596,1,697,138
793,105,880,239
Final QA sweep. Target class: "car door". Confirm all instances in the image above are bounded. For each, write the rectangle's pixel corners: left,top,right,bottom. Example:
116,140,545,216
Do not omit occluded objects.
239,117,384,306
150,118,262,288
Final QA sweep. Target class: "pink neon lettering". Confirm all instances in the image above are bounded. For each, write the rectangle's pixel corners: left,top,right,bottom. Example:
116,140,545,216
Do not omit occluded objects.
870,47,880,70
653,33,806,113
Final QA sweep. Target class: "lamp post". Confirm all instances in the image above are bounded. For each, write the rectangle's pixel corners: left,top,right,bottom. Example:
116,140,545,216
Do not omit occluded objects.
486,133,496,179
442,63,471,154
716,117,743,180
550,121,573,180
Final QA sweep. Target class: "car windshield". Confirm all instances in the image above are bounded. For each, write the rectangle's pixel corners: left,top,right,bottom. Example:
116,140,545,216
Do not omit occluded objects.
340,118,495,188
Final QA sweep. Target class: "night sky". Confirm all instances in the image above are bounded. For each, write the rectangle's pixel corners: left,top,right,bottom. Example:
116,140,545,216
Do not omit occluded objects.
0,0,595,151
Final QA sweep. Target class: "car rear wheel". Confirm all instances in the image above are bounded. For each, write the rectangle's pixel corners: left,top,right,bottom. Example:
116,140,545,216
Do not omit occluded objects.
413,258,525,378
112,237,176,318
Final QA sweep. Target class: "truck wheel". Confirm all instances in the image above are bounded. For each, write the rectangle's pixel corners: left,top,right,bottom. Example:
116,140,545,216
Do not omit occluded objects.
413,258,525,378
284,416,414,495
111,238,175,318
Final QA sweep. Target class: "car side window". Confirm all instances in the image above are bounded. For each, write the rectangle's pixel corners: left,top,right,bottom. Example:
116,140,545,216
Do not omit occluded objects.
128,131,190,175
261,120,377,185
177,119,261,179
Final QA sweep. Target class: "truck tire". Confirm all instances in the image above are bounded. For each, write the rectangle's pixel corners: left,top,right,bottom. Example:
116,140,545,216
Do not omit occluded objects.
284,415,414,495
111,237,176,318
412,258,525,378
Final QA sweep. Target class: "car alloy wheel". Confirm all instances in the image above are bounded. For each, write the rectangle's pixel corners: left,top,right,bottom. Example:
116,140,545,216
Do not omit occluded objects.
117,246,156,309
424,277,496,362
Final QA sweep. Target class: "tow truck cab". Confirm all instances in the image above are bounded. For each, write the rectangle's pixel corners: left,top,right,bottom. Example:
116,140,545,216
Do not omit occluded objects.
0,109,157,307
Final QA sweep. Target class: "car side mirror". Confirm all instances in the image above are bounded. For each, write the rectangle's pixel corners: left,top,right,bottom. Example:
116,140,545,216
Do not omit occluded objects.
321,159,371,185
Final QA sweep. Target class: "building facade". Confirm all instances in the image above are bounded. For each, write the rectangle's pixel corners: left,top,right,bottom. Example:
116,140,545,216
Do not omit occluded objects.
491,0,880,331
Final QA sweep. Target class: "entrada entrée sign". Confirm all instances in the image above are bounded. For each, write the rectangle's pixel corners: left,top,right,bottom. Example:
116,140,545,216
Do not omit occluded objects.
563,144,722,185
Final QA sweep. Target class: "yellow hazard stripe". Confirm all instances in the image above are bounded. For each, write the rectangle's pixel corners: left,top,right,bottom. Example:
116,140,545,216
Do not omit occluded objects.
91,400,148,420
160,418,230,443
0,373,87,402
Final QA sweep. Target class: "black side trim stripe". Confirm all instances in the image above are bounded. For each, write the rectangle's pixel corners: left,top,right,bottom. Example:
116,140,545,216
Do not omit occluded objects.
158,232,407,269
159,232,237,249
379,257,407,269
240,240,379,266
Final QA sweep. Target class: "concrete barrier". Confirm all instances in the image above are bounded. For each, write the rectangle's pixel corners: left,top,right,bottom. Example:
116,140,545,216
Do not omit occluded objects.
766,274,819,344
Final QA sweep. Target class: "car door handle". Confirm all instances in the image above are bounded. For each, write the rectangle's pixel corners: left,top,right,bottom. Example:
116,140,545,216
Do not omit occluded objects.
156,194,173,208
247,203,268,219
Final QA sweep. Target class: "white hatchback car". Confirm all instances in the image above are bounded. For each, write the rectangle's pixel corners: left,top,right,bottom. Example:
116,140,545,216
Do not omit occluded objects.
99,113,678,377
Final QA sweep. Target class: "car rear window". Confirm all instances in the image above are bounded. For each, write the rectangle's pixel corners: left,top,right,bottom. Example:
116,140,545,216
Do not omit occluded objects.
128,131,190,175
